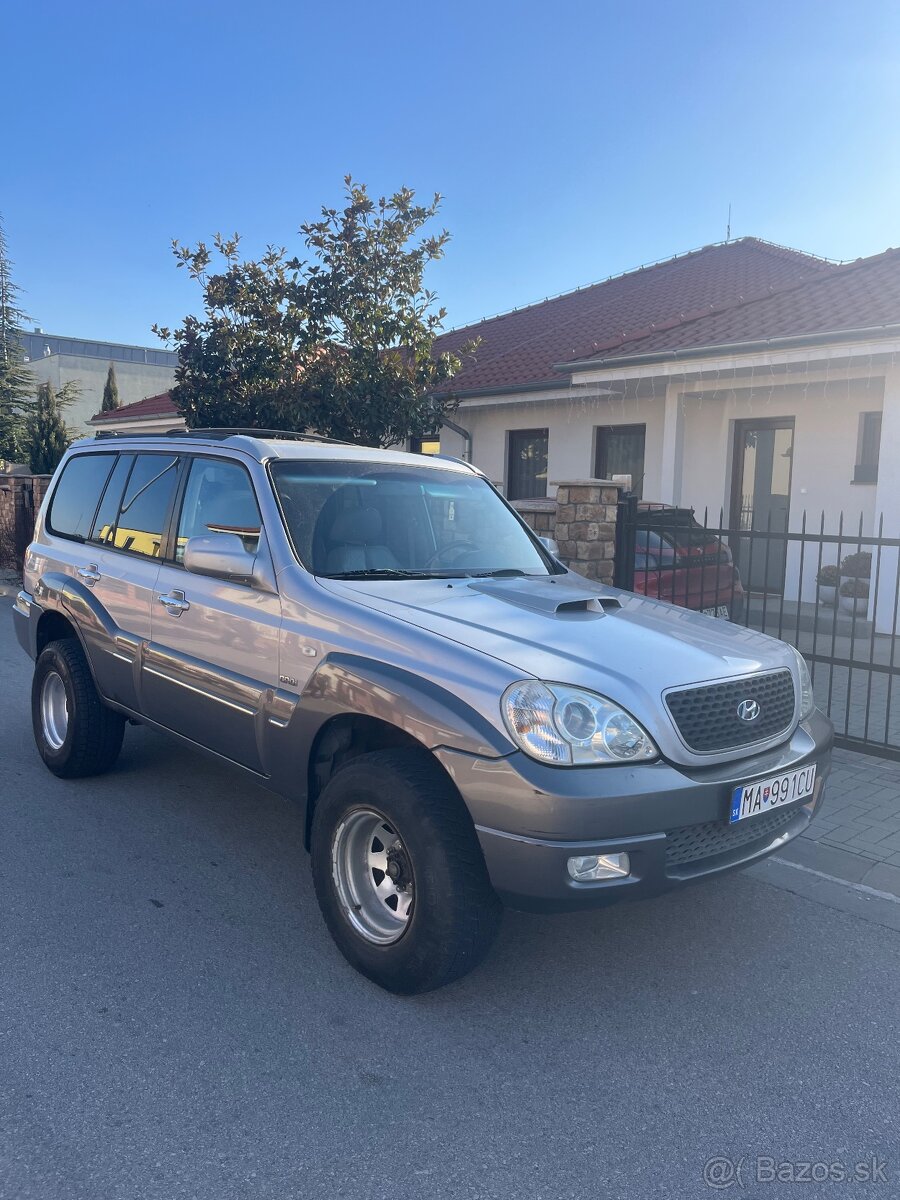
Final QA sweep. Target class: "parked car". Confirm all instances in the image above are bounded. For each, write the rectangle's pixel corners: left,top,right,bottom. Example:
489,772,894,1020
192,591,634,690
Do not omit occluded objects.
633,502,745,620
13,431,831,993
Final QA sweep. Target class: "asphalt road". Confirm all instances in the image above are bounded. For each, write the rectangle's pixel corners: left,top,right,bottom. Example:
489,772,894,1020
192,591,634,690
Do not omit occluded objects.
2,592,900,1200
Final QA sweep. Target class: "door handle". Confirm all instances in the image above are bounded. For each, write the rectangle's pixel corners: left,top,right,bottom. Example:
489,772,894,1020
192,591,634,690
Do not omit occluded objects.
157,590,190,616
77,564,101,586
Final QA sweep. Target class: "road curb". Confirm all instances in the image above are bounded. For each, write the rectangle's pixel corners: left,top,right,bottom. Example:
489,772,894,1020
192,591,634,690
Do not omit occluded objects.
778,835,900,900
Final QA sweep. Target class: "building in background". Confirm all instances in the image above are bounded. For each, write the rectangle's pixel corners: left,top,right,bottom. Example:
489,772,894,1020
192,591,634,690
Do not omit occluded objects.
19,330,177,434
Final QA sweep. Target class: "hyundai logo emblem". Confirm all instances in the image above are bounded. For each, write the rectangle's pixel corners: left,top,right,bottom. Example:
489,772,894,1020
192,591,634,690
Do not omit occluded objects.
737,698,761,723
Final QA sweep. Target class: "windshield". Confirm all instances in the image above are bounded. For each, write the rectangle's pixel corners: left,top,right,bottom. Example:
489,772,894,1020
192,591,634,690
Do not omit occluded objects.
269,459,557,579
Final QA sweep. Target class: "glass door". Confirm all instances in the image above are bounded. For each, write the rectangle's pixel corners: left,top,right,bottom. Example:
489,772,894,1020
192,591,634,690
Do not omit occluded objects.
730,419,794,593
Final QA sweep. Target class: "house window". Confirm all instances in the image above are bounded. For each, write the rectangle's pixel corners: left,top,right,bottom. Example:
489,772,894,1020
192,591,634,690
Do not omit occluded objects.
854,412,882,483
594,424,646,497
507,429,549,500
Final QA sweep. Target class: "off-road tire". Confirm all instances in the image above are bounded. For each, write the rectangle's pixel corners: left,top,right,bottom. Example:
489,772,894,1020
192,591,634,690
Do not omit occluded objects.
311,748,502,994
32,639,126,778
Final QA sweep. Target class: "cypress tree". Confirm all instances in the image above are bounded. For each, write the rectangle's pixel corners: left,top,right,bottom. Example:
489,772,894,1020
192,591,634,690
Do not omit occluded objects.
27,381,72,474
101,362,120,411
0,216,32,465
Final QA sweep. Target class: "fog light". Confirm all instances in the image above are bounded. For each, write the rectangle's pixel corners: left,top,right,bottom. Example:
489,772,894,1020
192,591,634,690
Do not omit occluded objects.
567,852,631,882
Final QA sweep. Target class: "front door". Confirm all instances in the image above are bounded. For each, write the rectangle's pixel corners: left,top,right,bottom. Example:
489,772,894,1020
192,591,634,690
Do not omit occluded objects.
730,418,795,593
142,456,282,774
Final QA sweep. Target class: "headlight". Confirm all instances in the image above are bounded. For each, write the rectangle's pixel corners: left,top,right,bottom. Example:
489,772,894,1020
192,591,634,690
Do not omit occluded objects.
791,648,815,720
501,681,658,766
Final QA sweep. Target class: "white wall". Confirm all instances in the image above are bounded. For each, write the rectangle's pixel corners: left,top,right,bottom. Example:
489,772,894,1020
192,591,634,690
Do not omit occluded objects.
678,377,883,528
440,389,667,495
678,377,885,604
23,355,176,434
446,372,889,613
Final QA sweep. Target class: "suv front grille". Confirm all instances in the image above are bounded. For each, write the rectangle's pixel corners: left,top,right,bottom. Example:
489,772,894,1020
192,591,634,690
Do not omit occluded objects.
665,806,799,868
665,669,795,753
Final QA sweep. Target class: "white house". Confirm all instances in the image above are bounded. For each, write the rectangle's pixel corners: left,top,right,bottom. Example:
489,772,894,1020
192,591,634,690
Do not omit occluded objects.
432,239,900,631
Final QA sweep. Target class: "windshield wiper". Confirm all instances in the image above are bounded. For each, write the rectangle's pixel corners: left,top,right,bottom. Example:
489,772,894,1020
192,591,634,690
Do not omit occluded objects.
467,568,529,578
324,568,455,580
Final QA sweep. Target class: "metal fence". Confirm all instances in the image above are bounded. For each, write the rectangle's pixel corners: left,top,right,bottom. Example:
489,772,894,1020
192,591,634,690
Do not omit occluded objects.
615,493,900,760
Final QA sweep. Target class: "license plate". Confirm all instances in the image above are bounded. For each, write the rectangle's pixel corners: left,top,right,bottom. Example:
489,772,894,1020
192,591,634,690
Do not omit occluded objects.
729,764,817,823
703,605,731,618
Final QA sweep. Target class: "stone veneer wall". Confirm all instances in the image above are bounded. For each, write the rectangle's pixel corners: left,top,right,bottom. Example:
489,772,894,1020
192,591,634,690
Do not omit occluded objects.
0,474,52,571
512,480,620,583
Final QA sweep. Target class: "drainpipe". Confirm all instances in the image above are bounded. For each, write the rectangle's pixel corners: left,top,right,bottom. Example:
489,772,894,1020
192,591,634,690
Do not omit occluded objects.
441,416,472,463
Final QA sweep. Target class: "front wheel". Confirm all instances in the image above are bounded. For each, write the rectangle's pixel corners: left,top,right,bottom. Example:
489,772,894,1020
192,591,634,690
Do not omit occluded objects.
310,749,502,994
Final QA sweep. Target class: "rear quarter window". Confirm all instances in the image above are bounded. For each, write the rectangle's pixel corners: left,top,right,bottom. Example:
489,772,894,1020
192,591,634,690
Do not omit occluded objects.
46,454,116,541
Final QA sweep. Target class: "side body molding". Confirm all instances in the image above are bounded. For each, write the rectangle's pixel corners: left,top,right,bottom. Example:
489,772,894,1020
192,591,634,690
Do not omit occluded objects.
266,653,516,810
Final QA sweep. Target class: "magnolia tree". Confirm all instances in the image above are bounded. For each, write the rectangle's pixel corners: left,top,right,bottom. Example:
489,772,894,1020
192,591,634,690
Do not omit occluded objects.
153,178,476,446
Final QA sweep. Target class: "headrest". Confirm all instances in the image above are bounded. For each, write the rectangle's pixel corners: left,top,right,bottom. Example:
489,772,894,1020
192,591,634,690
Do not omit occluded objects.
329,506,383,545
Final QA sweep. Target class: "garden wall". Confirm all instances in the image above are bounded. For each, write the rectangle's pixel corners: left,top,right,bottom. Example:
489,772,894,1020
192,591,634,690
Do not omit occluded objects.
512,480,621,583
0,474,51,571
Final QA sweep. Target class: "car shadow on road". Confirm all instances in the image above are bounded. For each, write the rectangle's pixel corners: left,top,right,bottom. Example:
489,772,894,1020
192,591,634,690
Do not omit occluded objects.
80,723,822,1016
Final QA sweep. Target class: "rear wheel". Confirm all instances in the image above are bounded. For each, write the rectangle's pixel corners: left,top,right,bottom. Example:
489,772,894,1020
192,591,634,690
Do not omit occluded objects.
32,639,126,778
311,748,502,994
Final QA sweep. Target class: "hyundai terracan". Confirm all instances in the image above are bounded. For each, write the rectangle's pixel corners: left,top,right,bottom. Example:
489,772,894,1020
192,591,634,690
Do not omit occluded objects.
13,430,832,992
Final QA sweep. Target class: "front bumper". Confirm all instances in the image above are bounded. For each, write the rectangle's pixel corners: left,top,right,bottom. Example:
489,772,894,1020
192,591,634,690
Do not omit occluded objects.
436,710,833,912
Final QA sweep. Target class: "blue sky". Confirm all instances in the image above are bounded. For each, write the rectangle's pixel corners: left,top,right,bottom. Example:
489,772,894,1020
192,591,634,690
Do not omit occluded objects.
5,0,899,347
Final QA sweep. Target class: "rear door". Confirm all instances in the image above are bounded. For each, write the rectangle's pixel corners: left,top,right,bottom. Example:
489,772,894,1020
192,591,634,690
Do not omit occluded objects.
142,455,282,773
43,450,182,711
88,451,183,709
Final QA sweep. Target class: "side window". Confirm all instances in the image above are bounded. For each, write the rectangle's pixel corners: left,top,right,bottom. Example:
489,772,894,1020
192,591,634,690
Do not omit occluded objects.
111,454,180,558
507,429,548,500
594,424,646,499
90,454,134,545
854,411,882,483
47,454,116,540
176,458,262,564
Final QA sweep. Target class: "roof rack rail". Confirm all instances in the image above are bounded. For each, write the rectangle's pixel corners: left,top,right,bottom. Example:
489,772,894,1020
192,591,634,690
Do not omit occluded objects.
94,427,353,445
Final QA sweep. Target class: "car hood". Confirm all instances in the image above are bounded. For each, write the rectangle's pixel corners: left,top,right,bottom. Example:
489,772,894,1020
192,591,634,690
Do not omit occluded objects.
319,570,797,725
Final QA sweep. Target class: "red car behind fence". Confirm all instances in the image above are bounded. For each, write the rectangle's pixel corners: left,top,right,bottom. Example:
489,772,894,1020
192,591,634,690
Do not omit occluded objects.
631,503,745,620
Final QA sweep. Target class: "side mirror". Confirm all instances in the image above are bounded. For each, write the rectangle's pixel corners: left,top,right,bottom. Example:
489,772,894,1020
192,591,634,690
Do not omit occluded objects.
183,532,276,592
539,536,560,556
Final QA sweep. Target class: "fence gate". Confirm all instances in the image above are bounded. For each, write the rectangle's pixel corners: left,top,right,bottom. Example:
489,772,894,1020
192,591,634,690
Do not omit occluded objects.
615,493,900,760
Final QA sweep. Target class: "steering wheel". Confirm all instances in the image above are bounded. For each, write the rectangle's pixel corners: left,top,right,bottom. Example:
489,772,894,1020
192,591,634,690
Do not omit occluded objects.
425,539,480,567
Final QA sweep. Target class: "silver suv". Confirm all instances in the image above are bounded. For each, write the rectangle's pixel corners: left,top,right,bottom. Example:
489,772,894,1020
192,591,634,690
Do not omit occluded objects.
13,430,832,992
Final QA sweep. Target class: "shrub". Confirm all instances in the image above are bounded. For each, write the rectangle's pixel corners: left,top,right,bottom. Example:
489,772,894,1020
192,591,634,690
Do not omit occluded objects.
840,551,872,579
816,564,840,586
840,577,869,599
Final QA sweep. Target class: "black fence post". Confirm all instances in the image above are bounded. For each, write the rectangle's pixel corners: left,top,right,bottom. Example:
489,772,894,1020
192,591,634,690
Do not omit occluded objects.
614,491,638,589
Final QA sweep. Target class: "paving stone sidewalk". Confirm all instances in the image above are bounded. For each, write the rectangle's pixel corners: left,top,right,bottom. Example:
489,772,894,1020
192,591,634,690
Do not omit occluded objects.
780,746,900,896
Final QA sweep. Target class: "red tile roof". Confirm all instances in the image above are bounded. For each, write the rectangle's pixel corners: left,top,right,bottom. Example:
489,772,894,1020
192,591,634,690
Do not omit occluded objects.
432,238,838,394
91,391,178,423
579,246,900,365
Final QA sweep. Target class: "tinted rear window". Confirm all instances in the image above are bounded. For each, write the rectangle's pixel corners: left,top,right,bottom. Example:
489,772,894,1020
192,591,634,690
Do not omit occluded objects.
111,454,180,558
47,454,116,540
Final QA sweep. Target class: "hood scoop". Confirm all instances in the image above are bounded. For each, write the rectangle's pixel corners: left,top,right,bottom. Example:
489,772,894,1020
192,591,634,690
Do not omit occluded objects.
467,576,622,617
